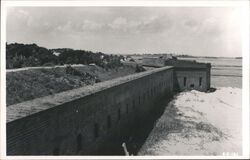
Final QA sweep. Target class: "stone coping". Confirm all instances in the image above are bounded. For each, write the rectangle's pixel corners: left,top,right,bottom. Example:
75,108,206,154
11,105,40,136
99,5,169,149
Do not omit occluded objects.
7,66,173,123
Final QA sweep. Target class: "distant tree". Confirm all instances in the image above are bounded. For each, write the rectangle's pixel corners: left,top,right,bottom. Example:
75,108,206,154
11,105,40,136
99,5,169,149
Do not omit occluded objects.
129,58,135,62
135,64,146,73
6,43,124,69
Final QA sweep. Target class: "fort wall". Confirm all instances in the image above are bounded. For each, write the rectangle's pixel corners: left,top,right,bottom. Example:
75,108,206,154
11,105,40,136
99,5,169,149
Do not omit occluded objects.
164,60,211,92
174,67,211,92
7,66,174,155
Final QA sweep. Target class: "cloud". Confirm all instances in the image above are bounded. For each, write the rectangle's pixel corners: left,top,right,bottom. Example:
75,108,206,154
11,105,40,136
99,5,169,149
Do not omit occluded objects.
184,19,199,27
81,20,104,31
139,16,173,34
106,15,173,34
108,17,127,30
201,17,223,35
56,21,72,32
6,7,242,57
107,17,142,33
17,9,29,17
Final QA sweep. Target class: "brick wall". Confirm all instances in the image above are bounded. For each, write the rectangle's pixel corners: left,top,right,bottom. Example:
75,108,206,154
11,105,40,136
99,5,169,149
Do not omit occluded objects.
174,68,210,92
7,66,174,155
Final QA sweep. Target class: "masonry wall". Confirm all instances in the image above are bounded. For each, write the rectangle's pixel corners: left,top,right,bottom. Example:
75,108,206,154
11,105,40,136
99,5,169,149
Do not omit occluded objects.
7,67,174,155
174,68,210,92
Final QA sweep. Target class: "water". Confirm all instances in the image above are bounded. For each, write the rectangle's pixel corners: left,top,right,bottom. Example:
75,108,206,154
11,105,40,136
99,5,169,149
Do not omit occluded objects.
178,57,242,88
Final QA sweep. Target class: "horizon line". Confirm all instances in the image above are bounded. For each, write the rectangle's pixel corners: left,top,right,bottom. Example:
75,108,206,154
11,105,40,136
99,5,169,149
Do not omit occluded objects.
6,42,242,58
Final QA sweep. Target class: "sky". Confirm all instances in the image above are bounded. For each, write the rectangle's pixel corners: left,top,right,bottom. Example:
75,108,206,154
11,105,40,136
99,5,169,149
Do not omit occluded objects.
6,7,243,57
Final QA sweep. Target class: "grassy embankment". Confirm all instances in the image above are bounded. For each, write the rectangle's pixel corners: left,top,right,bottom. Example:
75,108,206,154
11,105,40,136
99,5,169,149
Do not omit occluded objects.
7,64,137,106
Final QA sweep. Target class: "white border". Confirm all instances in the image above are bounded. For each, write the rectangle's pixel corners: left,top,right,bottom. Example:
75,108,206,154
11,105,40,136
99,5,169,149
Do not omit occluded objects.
0,1,7,159
2,0,250,7
241,2,250,158
1,0,249,159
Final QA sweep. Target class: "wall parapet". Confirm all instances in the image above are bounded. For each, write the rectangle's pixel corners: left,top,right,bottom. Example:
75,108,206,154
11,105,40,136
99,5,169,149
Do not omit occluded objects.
7,66,174,123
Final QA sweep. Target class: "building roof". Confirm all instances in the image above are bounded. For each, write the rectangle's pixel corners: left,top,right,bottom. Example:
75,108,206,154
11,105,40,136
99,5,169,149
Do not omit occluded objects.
165,59,211,69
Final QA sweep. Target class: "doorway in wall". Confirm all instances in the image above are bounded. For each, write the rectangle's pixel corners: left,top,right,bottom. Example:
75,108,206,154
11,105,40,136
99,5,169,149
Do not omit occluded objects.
183,77,187,87
190,84,194,89
77,134,82,153
53,147,60,155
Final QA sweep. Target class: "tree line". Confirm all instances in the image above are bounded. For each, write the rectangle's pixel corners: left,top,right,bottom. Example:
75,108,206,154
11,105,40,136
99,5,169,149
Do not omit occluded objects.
6,43,125,69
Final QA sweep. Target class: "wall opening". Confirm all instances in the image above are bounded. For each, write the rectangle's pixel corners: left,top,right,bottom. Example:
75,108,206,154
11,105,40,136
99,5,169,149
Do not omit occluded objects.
199,77,202,87
126,104,129,114
190,84,194,89
94,123,99,138
53,147,60,155
107,115,111,129
184,77,187,87
77,134,82,152
133,100,135,109
118,108,121,120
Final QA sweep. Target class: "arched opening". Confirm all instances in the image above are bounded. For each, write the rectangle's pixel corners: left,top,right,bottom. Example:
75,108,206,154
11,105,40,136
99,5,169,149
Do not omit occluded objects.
77,134,82,152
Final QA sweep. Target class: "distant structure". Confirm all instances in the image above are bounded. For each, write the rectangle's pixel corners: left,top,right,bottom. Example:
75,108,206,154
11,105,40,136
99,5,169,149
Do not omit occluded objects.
141,54,176,68
165,59,211,92
141,57,165,67
141,56,211,92
6,58,211,155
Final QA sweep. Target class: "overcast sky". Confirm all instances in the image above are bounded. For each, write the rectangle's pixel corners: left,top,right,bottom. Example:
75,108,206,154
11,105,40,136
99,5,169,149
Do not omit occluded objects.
6,7,242,57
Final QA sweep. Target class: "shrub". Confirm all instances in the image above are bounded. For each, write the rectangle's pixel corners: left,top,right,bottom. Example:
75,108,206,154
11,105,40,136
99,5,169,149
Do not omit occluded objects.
135,64,146,73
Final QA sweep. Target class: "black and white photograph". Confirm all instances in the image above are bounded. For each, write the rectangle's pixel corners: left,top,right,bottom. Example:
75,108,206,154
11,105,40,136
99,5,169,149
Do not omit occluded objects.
0,0,249,159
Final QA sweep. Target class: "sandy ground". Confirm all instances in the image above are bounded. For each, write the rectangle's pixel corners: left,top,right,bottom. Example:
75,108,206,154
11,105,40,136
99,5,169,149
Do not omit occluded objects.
138,87,242,156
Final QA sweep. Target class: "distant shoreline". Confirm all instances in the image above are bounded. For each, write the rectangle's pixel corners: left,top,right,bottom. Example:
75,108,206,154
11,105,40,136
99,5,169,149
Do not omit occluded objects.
129,54,242,59
177,56,242,59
